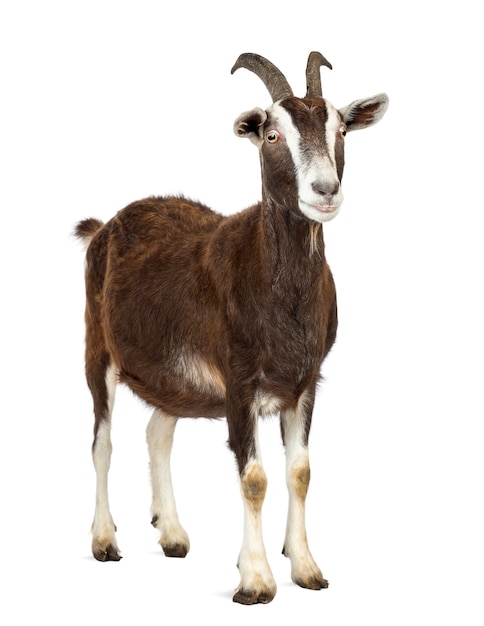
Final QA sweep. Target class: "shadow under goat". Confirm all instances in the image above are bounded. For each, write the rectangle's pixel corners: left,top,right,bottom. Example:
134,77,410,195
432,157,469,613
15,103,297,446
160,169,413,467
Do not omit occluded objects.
75,51,388,605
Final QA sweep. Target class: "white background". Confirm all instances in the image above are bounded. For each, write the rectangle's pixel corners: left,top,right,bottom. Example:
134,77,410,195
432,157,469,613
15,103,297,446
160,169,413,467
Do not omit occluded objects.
1,1,482,624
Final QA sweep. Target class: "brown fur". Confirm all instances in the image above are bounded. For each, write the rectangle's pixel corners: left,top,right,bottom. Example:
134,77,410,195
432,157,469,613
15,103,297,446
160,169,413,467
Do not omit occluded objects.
76,165,338,471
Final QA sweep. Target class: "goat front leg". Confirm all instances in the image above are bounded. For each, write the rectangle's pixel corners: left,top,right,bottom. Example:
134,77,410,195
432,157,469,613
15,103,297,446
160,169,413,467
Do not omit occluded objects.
228,401,276,604
281,392,328,590
146,410,190,557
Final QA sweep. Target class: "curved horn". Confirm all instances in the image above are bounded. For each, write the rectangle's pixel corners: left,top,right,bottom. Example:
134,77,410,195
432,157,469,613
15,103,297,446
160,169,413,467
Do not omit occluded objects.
306,51,332,98
231,53,293,102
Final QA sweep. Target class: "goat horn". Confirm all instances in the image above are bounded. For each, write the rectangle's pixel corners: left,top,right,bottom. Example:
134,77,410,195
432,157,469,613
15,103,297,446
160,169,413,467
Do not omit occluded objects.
306,51,332,98
231,53,293,102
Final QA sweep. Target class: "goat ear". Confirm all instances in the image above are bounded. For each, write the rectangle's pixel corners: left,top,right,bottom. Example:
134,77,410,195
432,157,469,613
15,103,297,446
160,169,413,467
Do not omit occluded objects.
233,107,267,146
339,93,389,132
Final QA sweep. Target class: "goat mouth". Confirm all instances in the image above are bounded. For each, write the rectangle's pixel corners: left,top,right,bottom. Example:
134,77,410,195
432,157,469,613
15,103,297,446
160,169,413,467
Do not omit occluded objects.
315,205,338,213
300,200,339,213
298,200,341,223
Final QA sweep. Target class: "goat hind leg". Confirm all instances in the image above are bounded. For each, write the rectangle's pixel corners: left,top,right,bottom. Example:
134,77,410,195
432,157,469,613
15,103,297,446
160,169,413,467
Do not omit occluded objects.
146,410,189,558
90,362,121,561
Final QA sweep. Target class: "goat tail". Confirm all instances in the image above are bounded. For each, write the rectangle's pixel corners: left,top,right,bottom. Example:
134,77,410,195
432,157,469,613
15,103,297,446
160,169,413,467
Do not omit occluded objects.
74,218,104,247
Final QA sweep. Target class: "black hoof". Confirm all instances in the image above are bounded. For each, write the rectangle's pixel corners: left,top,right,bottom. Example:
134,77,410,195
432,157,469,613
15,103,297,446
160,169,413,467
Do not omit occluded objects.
233,588,275,605
162,543,189,558
93,544,122,562
295,576,329,590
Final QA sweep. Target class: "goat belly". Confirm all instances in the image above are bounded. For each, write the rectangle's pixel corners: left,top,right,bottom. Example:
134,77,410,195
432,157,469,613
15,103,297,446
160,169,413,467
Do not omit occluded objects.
104,282,228,418
94,197,229,418
118,365,227,418
105,284,227,418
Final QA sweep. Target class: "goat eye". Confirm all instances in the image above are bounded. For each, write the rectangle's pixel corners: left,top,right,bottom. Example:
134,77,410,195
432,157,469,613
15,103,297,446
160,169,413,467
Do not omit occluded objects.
339,126,347,138
265,131,279,144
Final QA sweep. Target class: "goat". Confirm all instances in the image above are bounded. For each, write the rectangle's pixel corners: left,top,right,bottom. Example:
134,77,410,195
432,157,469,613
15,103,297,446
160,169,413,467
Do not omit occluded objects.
75,52,388,604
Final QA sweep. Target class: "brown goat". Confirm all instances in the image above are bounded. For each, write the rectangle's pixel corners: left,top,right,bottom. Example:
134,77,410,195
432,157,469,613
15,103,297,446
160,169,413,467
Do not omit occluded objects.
75,52,388,604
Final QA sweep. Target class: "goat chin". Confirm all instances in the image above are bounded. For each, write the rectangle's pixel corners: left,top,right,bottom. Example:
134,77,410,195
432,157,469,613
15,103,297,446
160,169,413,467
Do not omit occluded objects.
299,200,342,223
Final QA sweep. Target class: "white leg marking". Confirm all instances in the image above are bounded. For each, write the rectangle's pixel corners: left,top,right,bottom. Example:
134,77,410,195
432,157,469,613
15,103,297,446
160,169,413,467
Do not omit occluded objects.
146,410,190,557
92,418,120,560
234,423,276,604
282,394,328,589
91,364,120,560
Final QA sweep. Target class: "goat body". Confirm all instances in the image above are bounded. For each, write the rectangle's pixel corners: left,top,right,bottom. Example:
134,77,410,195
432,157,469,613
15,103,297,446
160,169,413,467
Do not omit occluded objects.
76,52,388,604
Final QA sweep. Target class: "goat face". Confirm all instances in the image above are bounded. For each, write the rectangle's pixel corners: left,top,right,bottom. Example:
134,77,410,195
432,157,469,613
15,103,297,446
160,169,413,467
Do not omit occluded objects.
233,54,388,224
244,97,346,221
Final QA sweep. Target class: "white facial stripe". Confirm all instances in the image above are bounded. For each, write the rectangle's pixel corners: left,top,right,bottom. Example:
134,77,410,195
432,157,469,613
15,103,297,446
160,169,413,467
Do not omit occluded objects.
268,102,344,224
269,102,303,170
324,102,341,168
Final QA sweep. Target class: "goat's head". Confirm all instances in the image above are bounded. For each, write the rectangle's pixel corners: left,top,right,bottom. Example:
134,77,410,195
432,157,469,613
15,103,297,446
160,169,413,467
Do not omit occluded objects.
232,52,389,223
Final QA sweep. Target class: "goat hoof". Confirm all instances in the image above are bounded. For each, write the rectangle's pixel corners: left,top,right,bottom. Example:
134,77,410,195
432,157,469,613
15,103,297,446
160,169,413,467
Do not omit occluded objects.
92,543,122,562
232,587,275,605
295,575,328,590
162,543,189,558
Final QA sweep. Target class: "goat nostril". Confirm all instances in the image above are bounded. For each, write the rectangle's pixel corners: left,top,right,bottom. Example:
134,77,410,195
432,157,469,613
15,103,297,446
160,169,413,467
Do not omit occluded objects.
312,181,339,197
